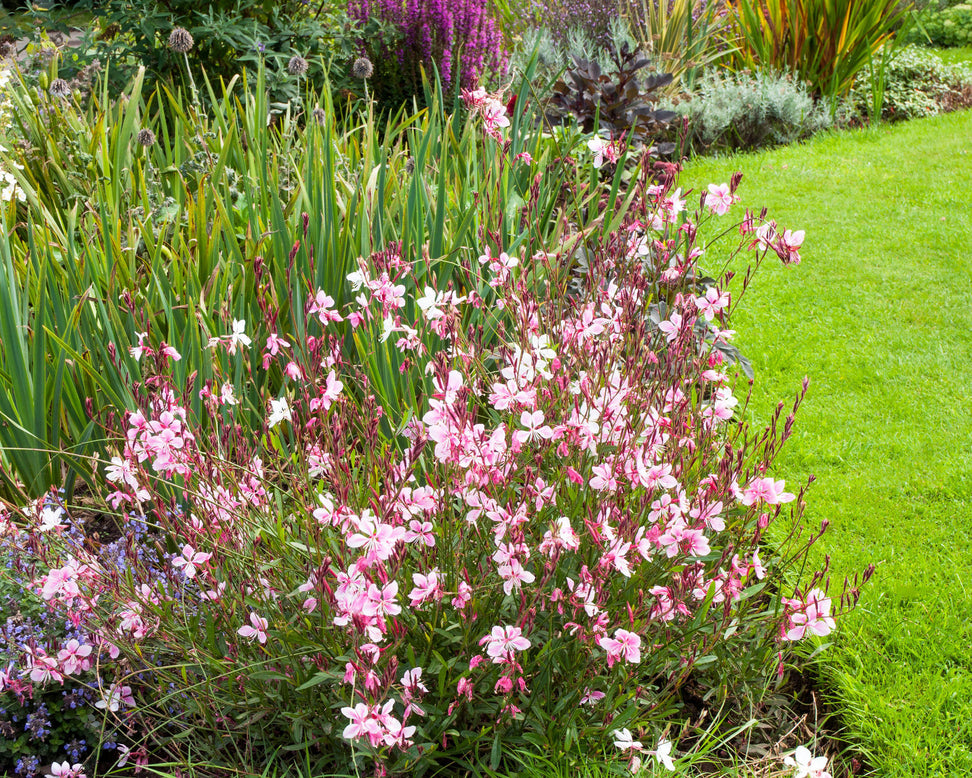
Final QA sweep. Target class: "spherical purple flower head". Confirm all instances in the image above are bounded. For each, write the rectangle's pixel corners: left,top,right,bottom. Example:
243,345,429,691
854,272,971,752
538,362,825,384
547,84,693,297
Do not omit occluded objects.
351,56,374,79
287,55,309,76
48,78,71,98
167,27,194,54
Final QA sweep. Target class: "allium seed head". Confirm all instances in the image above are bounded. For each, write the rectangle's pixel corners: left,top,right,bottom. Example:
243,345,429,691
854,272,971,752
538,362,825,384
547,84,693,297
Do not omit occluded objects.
312,105,327,125
136,128,156,148
48,78,71,98
168,27,194,53
287,55,309,76
351,56,374,80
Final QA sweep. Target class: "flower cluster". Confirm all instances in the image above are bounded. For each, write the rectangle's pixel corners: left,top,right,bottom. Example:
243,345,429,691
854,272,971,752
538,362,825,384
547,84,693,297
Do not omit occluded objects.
348,0,505,92
2,131,868,775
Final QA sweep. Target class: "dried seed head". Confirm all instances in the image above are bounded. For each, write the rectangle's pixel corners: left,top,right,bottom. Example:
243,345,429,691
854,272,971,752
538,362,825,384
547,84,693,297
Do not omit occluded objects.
48,78,72,98
312,105,327,126
404,156,415,175
351,56,373,80
168,27,194,54
136,128,156,148
287,55,309,76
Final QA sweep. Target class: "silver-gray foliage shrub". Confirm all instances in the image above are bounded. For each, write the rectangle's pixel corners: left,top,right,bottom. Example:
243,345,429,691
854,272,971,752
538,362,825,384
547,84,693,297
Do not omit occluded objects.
670,69,834,153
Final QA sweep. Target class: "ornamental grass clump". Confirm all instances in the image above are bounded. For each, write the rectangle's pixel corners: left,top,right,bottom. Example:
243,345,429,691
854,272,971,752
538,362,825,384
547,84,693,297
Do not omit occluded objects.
1,99,868,773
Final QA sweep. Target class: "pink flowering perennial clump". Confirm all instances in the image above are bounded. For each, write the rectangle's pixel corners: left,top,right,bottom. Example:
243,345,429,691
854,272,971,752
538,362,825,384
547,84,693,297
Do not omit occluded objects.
1,120,869,775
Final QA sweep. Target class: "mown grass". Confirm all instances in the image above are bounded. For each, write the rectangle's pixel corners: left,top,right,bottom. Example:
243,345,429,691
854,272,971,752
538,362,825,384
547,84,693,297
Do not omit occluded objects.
930,45,972,66
681,109,972,777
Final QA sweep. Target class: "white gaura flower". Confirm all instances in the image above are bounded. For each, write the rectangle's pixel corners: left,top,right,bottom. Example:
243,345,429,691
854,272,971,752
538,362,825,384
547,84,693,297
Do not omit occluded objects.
784,745,831,778
268,397,292,428
228,319,252,354
652,737,676,771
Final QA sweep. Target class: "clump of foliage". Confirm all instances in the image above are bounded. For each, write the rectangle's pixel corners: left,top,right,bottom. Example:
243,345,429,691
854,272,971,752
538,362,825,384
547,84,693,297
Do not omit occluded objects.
544,41,677,151
37,0,384,108
0,505,166,776
668,68,835,154
623,0,731,92
905,3,972,47
847,45,972,120
0,59,868,777
727,0,913,98
509,16,638,94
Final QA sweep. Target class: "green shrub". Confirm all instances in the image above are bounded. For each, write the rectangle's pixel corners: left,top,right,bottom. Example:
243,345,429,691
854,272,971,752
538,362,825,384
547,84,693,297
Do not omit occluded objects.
846,44,972,120
905,3,972,46
38,0,387,109
668,68,834,154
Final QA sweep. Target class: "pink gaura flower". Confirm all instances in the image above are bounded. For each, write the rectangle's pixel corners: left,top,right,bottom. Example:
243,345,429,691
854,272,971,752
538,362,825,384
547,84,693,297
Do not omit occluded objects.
740,477,795,506
590,462,619,492
346,513,405,564
657,311,683,343
171,544,212,579
129,331,148,362
784,588,835,641
238,613,269,644
341,701,381,743
513,409,554,446
658,524,711,559
783,745,831,778
480,625,531,663
308,290,344,324
28,650,63,685
704,182,738,215
45,761,86,778
497,558,535,595
409,568,442,607
457,676,475,700
580,688,605,705
227,319,252,354
56,639,92,675
588,136,623,168
95,683,135,712
367,580,402,617
451,580,472,610
779,229,805,265
598,628,642,667
694,287,730,321
403,517,435,546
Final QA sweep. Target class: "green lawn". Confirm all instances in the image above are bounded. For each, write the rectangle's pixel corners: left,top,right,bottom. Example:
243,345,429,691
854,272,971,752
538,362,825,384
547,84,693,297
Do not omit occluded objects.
682,110,972,777
931,46,972,66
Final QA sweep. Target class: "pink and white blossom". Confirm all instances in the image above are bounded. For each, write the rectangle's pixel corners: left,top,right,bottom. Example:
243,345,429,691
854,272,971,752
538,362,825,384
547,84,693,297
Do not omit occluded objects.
238,613,269,644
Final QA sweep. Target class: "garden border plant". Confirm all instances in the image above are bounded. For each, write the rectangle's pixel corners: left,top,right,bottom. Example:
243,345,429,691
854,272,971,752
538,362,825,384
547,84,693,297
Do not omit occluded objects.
0,58,869,777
